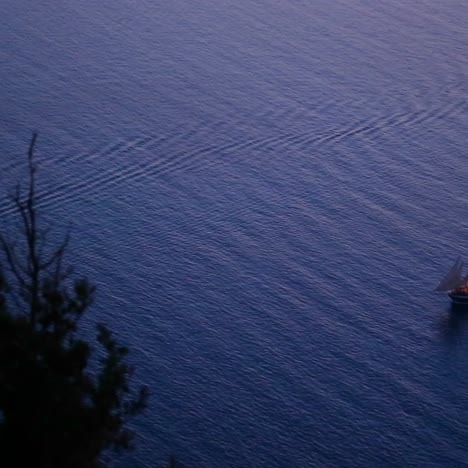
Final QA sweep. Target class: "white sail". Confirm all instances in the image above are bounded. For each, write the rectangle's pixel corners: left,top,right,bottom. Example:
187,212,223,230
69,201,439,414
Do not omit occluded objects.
435,257,465,291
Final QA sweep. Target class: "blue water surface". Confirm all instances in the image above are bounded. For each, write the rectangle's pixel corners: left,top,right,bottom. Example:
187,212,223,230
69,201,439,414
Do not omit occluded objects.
1,0,468,466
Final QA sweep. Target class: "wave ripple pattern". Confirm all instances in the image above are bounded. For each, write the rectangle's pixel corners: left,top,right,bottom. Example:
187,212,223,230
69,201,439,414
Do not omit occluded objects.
1,0,468,466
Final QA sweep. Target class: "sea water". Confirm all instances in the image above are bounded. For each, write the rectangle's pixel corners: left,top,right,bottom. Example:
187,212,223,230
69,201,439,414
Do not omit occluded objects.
1,0,468,466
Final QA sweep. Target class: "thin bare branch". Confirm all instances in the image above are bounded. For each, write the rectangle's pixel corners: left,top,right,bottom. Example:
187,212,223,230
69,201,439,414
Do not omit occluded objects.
22,133,40,327
0,235,27,290
12,187,33,271
41,231,70,277
27,132,38,207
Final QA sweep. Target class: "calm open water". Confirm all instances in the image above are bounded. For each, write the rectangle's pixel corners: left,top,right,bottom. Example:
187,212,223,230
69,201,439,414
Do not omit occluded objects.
2,1,468,466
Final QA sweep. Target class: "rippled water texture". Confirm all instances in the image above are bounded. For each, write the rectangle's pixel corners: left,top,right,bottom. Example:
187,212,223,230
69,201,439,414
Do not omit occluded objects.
1,0,468,466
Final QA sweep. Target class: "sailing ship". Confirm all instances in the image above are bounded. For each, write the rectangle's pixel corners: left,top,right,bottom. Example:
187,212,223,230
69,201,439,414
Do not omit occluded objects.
435,257,468,305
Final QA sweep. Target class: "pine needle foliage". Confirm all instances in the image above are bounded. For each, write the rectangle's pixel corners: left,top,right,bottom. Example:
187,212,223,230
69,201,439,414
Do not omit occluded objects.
0,135,148,468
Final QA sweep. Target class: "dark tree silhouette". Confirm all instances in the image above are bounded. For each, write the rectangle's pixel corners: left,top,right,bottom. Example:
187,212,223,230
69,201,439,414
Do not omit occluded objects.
0,134,148,468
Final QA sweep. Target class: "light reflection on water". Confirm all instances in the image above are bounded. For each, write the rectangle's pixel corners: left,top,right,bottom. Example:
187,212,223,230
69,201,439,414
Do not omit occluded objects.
2,0,468,466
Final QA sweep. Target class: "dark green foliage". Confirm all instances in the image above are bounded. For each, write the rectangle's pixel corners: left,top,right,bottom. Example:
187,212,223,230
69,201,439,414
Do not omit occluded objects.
0,135,148,467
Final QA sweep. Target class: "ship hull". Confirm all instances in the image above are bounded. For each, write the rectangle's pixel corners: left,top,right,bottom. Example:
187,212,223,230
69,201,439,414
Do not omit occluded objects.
448,292,468,305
